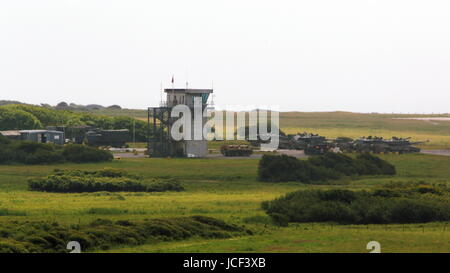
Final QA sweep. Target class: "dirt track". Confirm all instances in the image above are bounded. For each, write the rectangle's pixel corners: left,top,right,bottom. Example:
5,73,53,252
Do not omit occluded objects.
113,149,450,159
421,150,450,156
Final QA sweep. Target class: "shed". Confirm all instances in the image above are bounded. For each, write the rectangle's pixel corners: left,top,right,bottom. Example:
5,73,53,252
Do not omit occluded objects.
19,130,65,145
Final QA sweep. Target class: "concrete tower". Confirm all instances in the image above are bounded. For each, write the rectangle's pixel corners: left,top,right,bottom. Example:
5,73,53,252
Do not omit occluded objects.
164,88,213,157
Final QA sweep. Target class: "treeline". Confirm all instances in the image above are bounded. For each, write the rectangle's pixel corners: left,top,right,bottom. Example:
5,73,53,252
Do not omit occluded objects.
28,168,184,193
0,136,112,164
258,152,396,184
0,216,248,253
0,104,150,141
262,183,450,225
53,102,121,111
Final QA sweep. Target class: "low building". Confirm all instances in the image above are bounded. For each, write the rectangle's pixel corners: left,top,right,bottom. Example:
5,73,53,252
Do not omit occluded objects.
19,130,64,145
46,125,92,144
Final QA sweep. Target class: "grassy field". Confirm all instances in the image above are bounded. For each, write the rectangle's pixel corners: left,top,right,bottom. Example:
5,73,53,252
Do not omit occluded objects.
279,112,450,150
0,153,449,253
0,110,449,252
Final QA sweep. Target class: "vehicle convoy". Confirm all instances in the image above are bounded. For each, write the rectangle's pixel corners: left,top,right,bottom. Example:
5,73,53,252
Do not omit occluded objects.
246,130,424,156
336,136,423,154
249,131,334,155
221,145,253,157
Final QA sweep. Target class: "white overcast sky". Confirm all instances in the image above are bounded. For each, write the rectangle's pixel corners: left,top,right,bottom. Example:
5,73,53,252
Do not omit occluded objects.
0,0,449,113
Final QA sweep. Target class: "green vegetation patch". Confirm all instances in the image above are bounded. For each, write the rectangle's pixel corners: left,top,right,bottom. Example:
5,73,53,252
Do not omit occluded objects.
0,136,113,165
0,216,250,253
262,183,450,225
61,145,113,163
258,152,395,184
28,168,184,193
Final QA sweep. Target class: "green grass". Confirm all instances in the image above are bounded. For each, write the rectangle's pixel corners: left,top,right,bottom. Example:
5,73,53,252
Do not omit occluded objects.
106,222,449,253
1,109,450,252
0,153,449,252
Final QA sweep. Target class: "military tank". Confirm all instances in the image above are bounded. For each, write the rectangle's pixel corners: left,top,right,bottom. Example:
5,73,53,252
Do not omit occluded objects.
86,129,130,148
220,145,253,157
248,131,334,155
385,137,422,154
337,136,423,154
292,132,335,155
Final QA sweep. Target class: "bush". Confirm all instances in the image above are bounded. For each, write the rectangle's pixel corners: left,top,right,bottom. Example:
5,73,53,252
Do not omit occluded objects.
0,146,16,164
28,168,185,193
258,154,304,182
146,179,185,192
0,107,42,130
355,153,396,175
258,153,396,183
258,154,340,183
0,134,10,145
0,216,248,253
11,141,64,164
0,141,112,165
262,185,450,225
62,145,113,163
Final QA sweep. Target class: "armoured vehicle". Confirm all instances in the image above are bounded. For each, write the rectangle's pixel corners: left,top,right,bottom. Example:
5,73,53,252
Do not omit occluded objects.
86,129,130,147
337,136,422,154
249,131,334,155
220,145,253,157
292,132,335,155
385,137,422,154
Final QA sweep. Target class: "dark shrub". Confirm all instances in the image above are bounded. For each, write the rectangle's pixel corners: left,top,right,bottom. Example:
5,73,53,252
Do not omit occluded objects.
0,141,112,165
258,153,396,184
0,216,247,253
62,145,113,163
0,134,10,145
356,153,396,175
258,154,302,182
308,153,359,176
28,168,184,193
13,141,54,153
8,141,64,164
262,186,450,225
0,146,16,163
23,149,64,165
29,175,147,193
389,199,449,223
147,180,184,192
318,189,358,203
258,154,340,183
270,213,289,227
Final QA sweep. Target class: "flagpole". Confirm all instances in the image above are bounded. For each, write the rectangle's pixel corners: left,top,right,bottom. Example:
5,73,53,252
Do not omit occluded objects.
171,74,174,107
